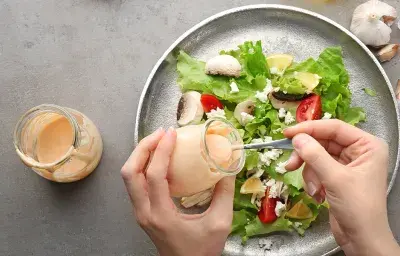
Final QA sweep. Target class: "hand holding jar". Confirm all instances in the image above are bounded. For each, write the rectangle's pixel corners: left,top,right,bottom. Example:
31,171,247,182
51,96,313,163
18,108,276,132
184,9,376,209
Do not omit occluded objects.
121,128,235,256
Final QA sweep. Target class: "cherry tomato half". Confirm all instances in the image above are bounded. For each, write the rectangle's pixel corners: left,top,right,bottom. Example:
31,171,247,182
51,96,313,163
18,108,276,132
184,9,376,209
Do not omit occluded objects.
258,191,279,224
200,94,224,112
296,94,322,123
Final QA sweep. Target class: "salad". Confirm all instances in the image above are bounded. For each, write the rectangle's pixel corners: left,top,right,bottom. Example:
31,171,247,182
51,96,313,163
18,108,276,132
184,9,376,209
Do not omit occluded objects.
175,40,365,242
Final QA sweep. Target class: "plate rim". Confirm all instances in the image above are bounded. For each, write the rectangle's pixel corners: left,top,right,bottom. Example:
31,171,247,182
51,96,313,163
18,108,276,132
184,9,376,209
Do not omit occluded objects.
134,4,400,256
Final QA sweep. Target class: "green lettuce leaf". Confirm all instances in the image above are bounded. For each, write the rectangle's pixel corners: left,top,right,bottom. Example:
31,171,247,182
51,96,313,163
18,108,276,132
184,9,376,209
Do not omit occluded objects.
343,107,366,125
363,88,377,97
244,103,286,139
245,216,293,238
284,47,365,125
273,76,309,94
221,40,270,82
232,210,256,234
283,165,304,191
245,150,259,171
177,51,227,92
234,179,258,212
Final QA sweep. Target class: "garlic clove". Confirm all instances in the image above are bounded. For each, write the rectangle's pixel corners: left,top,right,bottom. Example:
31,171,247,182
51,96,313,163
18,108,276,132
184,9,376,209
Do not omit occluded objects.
381,15,396,26
396,79,400,100
350,0,397,47
377,44,399,62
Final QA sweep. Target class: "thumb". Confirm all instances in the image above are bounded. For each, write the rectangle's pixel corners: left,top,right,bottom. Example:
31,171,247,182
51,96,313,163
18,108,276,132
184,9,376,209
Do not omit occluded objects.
208,176,236,219
292,133,342,184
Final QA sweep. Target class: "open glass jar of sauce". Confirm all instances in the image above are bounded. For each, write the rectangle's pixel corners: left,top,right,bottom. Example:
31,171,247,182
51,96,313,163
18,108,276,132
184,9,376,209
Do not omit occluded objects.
168,118,245,197
13,104,103,182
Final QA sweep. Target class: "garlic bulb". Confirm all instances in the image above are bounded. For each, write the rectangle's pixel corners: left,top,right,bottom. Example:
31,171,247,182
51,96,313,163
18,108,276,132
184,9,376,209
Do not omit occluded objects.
350,0,397,46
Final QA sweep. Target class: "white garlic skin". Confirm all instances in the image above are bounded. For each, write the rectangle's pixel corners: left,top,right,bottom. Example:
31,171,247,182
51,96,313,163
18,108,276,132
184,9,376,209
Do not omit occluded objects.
350,0,397,47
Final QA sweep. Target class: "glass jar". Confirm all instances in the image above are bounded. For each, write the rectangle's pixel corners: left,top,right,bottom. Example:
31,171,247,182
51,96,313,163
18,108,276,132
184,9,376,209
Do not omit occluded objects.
13,104,103,182
168,118,245,197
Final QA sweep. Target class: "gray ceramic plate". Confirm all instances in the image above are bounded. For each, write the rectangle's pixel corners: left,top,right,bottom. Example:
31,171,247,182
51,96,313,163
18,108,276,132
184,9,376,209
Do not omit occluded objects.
135,4,400,256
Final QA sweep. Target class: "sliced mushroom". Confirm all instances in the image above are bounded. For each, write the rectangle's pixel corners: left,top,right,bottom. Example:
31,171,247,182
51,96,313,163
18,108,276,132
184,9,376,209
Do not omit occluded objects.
205,55,241,77
234,100,255,125
272,91,308,101
268,93,301,110
177,91,204,126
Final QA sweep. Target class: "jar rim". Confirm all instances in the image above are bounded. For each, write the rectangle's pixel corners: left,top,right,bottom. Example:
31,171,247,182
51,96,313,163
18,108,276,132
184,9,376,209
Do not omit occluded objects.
201,118,245,176
13,104,80,170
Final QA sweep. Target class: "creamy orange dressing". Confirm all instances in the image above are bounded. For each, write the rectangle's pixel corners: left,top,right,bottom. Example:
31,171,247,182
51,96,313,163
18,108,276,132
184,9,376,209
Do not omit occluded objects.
168,124,240,197
36,116,74,163
18,109,102,182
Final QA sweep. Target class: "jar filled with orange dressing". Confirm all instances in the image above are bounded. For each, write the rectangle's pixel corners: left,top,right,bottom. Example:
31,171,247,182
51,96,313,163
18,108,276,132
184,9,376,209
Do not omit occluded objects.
13,104,103,182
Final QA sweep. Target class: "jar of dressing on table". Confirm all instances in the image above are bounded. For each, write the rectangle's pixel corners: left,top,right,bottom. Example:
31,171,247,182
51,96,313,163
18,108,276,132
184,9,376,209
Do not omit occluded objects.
13,104,103,182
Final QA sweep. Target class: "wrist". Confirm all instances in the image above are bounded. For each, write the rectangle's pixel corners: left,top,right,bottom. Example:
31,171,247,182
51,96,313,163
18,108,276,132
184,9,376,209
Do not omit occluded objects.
345,227,399,256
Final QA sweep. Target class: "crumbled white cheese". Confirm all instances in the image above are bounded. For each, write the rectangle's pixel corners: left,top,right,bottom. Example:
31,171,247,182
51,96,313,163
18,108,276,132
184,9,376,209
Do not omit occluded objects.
294,222,303,228
278,108,286,119
269,182,279,198
284,111,295,125
253,191,265,209
259,149,283,166
281,185,289,203
251,138,264,144
270,67,284,76
264,136,273,143
266,78,272,88
275,201,286,217
241,112,255,125
265,178,276,187
275,161,288,174
248,48,255,54
206,107,226,119
322,112,332,120
283,91,288,94
255,91,268,103
255,79,274,103
252,136,272,144
315,74,322,80
266,179,284,199
229,81,239,93
272,128,283,134
273,87,280,92
252,167,265,178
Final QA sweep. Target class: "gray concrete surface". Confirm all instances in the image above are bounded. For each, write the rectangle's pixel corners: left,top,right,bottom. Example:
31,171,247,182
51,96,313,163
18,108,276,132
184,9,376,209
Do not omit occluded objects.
0,0,399,255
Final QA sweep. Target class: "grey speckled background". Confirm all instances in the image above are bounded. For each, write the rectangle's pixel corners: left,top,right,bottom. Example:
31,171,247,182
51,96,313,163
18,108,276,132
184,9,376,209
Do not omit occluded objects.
0,0,399,256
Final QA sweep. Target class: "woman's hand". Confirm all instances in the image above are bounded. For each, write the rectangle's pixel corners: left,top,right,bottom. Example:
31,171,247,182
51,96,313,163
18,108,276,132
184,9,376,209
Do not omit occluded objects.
121,127,234,256
284,119,400,256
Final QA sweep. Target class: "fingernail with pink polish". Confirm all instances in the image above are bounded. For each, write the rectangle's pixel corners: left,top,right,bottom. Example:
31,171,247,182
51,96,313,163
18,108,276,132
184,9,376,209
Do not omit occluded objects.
313,193,325,204
307,182,317,197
